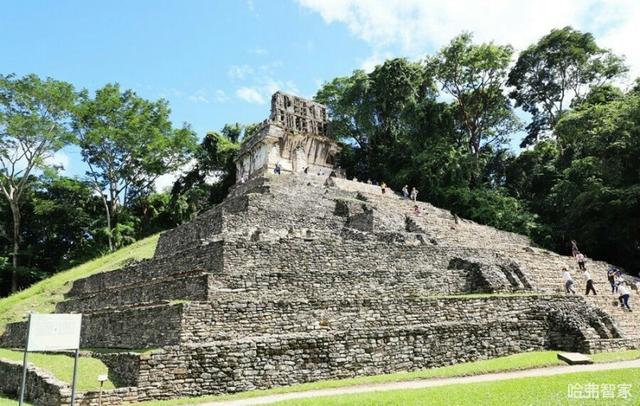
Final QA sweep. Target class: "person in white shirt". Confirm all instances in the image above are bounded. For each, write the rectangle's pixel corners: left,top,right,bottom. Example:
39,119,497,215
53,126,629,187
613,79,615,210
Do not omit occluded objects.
618,282,632,311
410,187,419,202
584,269,597,295
614,273,624,292
562,268,576,294
576,252,586,270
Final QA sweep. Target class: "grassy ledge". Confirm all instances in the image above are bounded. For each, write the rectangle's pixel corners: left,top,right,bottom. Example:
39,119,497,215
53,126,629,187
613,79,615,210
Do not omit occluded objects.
0,349,115,392
134,350,640,405
271,368,640,406
0,234,159,333
0,394,32,406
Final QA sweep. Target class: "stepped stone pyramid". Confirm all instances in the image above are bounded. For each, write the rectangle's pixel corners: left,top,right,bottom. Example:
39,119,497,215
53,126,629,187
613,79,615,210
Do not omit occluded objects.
1,93,639,405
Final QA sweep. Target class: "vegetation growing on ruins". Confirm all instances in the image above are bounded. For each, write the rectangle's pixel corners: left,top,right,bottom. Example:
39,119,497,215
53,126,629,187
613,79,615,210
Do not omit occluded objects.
1,26,638,296
0,349,114,391
0,234,158,332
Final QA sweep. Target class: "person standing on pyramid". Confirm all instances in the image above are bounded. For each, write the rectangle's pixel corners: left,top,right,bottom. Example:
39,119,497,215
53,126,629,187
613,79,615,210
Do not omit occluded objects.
410,187,419,202
562,268,576,294
584,268,597,295
571,240,579,257
618,281,632,311
576,252,587,270
381,181,387,195
402,185,409,200
607,267,618,294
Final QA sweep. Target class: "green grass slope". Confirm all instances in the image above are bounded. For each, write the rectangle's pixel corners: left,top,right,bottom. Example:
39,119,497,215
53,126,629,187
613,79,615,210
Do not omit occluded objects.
0,394,31,405
0,349,115,391
272,368,640,406
0,234,159,334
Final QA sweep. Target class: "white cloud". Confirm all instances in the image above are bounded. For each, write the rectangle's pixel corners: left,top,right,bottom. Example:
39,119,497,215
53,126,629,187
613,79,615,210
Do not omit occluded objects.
236,87,266,104
154,159,221,192
154,172,178,193
45,151,70,172
360,50,393,72
297,0,640,77
250,47,269,56
228,64,255,80
188,89,210,104
235,79,300,104
214,89,229,103
263,78,299,96
231,60,300,104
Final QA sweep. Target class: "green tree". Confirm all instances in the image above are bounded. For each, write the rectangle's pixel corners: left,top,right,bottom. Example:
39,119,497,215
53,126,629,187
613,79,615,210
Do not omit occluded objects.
171,126,243,219
316,58,435,181
427,33,520,160
73,83,197,250
508,26,627,147
0,74,75,292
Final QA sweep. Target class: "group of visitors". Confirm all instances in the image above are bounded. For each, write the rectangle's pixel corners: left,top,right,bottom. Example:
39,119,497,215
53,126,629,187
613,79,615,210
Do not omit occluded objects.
562,240,633,312
401,185,419,202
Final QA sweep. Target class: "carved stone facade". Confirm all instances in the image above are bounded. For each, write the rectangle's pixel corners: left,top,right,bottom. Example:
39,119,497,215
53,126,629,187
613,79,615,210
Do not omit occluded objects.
235,92,340,181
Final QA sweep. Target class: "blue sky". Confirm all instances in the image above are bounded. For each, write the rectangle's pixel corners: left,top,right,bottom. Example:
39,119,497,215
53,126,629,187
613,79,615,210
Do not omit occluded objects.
2,0,638,187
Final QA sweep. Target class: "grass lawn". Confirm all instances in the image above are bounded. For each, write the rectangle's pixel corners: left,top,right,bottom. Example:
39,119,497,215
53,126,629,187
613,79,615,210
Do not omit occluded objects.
271,368,640,406
0,234,159,334
0,349,115,392
0,394,31,405
135,350,640,405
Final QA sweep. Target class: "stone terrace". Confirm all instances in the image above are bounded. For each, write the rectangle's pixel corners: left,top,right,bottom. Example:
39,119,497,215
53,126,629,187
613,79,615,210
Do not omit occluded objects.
1,173,638,405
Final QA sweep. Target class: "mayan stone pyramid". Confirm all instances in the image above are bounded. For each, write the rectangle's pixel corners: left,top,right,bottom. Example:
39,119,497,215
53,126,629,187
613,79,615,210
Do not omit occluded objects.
1,93,638,405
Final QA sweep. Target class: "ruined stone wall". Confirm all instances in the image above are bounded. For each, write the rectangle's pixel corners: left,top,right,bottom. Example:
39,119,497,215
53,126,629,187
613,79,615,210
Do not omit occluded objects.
58,272,211,313
0,304,186,349
220,239,534,297
0,359,68,406
80,304,185,349
178,295,602,343
95,352,142,387
72,242,223,295
154,209,224,257
269,92,327,136
133,321,558,398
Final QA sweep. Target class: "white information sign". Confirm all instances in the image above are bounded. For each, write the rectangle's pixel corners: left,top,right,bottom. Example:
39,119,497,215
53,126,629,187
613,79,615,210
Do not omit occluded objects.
26,314,82,351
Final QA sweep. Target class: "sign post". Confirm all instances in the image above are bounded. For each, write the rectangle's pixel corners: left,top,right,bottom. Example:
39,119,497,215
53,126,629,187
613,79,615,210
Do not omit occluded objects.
19,313,83,406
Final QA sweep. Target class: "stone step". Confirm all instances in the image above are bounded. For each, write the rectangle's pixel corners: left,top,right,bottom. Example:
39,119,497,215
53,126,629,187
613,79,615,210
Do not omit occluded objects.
58,271,213,313
177,294,618,346
68,243,224,297
0,303,187,349
584,337,640,353
179,295,556,342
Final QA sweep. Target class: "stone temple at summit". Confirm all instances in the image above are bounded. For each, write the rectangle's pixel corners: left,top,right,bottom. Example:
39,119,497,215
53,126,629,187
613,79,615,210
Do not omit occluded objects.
235,91,341,180
0,92,639,405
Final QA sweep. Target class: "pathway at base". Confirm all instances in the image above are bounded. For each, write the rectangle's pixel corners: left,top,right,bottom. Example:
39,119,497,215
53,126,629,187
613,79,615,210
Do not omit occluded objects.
202,359,640,406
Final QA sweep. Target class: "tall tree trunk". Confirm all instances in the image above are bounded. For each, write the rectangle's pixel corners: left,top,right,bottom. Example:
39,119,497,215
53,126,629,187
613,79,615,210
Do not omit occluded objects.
101,194,113,252
10,201,20,293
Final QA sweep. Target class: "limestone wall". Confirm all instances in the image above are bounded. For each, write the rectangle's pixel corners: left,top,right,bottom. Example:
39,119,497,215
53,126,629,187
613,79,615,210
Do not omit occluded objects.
70,242,223,296
178,295,608,343
0,304,186,349
58,272,211,313
133,320,568,398
0,358,68,406
220,239,534,296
